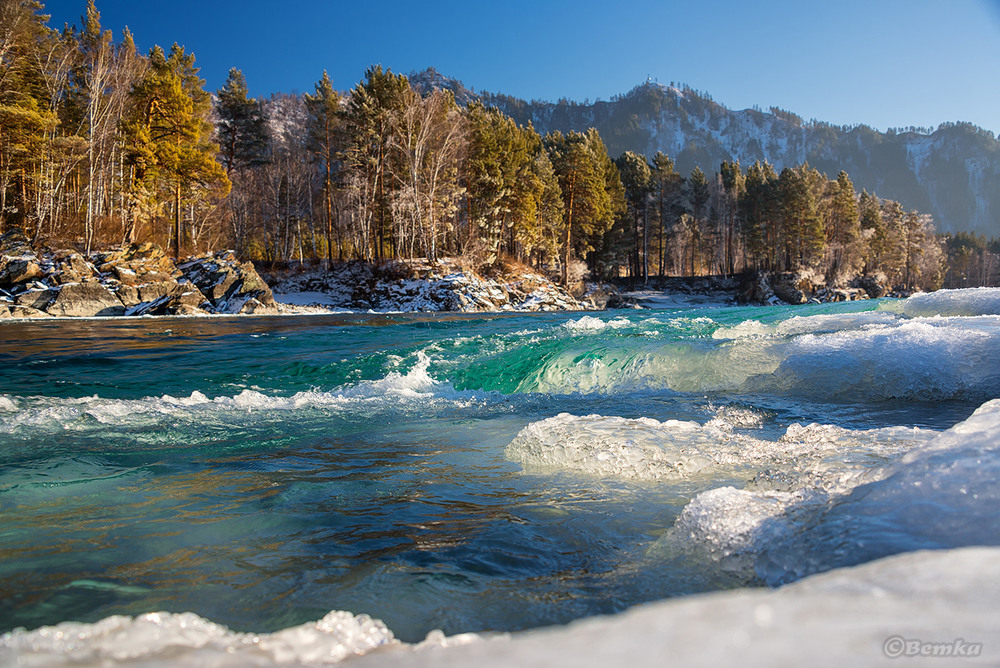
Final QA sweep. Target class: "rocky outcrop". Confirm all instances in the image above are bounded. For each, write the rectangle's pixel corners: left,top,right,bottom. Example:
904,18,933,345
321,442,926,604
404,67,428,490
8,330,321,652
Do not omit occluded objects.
265,259,596,313
737,270,908,306
45,282,126,317
0,230,279,319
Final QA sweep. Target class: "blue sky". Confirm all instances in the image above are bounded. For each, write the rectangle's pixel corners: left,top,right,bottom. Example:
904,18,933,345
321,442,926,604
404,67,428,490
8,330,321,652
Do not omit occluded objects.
42,0,1000,135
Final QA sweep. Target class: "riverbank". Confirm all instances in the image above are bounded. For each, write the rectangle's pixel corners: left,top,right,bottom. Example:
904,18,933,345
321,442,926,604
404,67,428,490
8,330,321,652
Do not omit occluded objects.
0,231,630,320
1,229,923,321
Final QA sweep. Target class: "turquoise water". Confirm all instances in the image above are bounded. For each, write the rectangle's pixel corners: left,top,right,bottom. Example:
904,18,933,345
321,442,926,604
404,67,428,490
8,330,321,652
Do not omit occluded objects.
1,298,997,643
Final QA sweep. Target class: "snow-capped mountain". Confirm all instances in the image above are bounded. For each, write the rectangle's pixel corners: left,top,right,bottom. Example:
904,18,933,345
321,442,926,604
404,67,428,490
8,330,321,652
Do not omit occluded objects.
412,71,1000,237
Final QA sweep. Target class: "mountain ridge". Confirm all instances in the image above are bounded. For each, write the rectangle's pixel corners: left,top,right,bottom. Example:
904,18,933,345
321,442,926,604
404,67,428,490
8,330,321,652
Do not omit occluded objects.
409,68,1000,237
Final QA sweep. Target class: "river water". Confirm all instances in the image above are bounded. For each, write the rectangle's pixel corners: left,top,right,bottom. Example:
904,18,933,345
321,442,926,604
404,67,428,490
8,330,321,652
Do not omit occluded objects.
1,289,999,662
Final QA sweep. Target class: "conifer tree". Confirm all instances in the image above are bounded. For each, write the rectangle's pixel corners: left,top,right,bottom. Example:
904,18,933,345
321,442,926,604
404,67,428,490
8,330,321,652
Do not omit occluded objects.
545,129,620,287
304,70,340,263
216,68,268,173
123,43,229,258
616,151,653,282
344,65,409,261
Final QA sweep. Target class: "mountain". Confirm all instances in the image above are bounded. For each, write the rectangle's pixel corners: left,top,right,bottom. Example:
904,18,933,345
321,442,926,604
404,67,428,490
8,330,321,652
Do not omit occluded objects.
411,70,1000,237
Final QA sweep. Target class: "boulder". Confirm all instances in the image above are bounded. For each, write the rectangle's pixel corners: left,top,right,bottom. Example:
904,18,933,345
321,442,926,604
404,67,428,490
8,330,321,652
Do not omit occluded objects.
852,276,887,299
15,289,58,311
178,254,278,314
0,229,42,288
0,256,43,287
45,283,126,317
0,302,9,318
770,272,808,305
10,304,51,318
126,282,209,316
52,253,97,285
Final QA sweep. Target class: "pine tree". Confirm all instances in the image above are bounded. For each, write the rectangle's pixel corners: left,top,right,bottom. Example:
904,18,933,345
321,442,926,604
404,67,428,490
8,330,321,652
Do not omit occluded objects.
216,68,269,173
740,161,778,270
616,151,652,283
545,129,620,287
344,65,409,261
650,152,684,277
123,43,229,258
824,170,860,282
304,70,340,263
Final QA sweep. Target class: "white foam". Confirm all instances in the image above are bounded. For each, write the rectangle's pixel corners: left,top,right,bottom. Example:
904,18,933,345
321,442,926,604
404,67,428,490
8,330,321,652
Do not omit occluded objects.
712,312,900,340
879,286,1000,317
561,316,632,331
0,352,482,436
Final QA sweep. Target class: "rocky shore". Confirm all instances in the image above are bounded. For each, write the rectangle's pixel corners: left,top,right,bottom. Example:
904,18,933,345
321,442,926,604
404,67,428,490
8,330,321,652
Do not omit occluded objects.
262,259,631,314
0,230,279,319
625,271,911,308
0,230,624,319
0,228,914,320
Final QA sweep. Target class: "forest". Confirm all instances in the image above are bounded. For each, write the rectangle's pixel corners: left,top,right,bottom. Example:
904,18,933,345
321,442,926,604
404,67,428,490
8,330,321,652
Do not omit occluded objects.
2,0,997,290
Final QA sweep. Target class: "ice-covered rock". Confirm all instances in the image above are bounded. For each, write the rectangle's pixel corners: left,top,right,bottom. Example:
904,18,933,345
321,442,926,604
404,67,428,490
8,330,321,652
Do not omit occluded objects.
264,260,590,313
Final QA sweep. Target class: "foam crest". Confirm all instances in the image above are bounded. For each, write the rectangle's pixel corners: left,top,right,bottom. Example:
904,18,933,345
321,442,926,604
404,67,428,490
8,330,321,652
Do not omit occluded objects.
561,315,632,331
0,353,484,438
712,312,900,340
518,311,1000,401
0,610,400,665
741,319,1000,401
879,287,1000,317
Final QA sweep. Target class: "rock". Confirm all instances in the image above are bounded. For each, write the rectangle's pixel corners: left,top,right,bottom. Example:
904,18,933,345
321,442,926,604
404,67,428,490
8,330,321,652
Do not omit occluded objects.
770,273,808,305
0,256,43,287
126,282,210,316
0,302,9,318
45,283,126,317
737,272,774,305
0,229,43,288
852,276,887,299
52,253,97,285
10,304,51,318
177,254,278,314
15,289,58,311
238,297,276,315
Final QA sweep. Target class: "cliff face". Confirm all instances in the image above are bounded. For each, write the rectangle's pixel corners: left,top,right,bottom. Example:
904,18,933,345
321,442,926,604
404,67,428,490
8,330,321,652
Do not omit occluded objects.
411,71,1000,237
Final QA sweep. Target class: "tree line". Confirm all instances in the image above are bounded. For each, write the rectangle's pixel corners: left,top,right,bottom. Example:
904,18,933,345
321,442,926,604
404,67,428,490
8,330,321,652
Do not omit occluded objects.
2,0,995,290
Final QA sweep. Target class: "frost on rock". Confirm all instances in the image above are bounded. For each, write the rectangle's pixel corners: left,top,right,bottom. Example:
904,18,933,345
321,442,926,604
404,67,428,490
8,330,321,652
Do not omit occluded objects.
264,259,604,313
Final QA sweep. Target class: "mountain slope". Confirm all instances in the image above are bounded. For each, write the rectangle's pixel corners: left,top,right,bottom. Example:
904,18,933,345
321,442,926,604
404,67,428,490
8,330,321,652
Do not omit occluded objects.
411,71,1000,237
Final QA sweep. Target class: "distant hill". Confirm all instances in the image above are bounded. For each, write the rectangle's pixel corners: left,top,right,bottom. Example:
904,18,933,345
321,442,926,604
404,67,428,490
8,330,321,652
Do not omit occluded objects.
410,69,1000,237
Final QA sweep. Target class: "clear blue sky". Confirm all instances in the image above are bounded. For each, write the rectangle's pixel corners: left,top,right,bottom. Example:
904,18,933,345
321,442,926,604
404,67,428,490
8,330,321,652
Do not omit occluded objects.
42,0,1000,135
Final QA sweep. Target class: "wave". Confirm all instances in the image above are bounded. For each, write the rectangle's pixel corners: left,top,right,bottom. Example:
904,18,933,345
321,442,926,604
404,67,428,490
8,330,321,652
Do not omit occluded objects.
878,286,1000,317
0,352,494,447
476,307,1000,401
